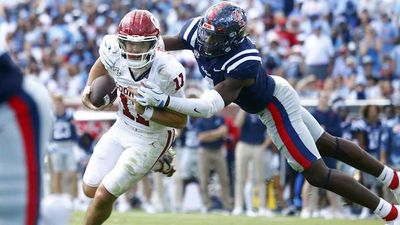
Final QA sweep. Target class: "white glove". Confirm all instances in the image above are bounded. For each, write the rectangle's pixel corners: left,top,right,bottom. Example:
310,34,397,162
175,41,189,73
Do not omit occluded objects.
81,86,112,111
99,35,120,70
135,81,169,108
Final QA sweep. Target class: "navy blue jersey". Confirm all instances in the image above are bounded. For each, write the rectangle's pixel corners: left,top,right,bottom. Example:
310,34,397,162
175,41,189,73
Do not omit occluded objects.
352,119,386,158
0,53,23,103
382,118,400,165
183,117,200,148
52,111,78,142
311,109,343,137
239,113,266,144
341,118,353,140
195,115,225,149
179,17,275,113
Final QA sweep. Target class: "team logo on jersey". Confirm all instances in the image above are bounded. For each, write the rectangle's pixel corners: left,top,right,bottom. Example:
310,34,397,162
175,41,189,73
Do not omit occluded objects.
112,67,122,76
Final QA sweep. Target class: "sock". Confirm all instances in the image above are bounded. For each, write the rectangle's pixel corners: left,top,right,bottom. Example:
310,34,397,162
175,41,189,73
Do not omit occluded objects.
374,198,398,221
378,166,399,189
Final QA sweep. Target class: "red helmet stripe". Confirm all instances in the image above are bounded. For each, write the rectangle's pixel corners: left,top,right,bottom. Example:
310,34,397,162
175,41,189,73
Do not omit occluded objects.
207,1,230,23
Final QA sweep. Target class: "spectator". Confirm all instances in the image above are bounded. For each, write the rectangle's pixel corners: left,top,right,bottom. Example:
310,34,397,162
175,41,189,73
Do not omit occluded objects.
48,95,79,203
353,105,387,218
196,114,231,212
232,110,272,217
303,22,334,81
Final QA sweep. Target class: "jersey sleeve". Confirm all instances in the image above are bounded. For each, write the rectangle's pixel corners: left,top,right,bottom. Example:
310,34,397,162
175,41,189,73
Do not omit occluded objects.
157,54,186,98
178,17,202,50
99,34,120,75
222,47,263,80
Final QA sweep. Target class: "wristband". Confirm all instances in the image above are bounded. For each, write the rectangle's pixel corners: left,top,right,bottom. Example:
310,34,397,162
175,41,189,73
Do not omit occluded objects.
142,106,154,120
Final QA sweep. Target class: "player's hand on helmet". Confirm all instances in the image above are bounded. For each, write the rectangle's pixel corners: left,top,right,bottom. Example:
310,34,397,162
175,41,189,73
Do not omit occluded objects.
134,81,169,108
81,86,112,111
99,35,120,69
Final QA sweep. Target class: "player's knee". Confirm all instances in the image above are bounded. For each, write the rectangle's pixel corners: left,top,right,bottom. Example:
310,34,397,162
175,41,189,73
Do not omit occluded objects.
302,161,331,188
93,185,117,205
82,183,97,198
305,168,332,189
316,132,337,156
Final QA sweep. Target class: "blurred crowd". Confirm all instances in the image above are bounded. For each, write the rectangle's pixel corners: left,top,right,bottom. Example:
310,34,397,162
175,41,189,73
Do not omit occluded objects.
2,0,400,101
4,0,400,221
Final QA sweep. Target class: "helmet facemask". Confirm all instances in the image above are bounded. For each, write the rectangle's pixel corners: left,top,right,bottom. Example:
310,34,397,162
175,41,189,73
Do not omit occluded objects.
118,34,158,70
197,19,246,58
197,22,230,58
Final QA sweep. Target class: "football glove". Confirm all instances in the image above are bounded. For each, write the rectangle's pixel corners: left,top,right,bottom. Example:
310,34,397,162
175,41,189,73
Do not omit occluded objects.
135,81,169,108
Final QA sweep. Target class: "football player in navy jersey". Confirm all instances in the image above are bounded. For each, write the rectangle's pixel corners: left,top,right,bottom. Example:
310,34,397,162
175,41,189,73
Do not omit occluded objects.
132,1,400,223
0,23,54,224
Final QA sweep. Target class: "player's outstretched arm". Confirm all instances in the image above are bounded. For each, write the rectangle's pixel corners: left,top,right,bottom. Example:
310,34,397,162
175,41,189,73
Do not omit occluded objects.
135,77,254,118
130,88,188,128
161,34,189,51
150,108,187,129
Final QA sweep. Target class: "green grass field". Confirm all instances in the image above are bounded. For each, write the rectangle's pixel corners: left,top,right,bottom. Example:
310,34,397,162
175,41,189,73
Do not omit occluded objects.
71,211,383,225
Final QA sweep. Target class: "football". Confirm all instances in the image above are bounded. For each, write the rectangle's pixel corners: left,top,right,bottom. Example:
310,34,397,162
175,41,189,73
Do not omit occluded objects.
89,75,118,108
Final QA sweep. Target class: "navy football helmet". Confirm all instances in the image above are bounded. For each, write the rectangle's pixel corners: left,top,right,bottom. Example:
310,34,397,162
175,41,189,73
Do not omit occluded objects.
197,1,247,58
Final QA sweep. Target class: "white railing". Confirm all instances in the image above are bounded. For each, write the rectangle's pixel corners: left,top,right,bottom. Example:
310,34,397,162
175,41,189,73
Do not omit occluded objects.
66,96,392,121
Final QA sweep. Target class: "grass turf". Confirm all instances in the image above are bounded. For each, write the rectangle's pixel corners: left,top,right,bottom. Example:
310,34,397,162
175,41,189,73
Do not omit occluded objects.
71,211,383,225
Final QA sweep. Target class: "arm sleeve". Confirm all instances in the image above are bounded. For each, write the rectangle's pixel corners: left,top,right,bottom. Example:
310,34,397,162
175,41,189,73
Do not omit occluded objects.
167,89,225,118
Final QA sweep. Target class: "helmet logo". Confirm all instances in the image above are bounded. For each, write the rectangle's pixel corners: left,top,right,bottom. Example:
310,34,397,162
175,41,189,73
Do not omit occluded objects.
232,10,245,27
202,22,215,31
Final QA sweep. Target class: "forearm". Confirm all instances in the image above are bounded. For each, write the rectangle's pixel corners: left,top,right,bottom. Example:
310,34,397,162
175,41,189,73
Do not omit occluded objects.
234,109,246,128
150,108,187,129
167,90,225,118
162,35,189,51
198,126,227,142
262,136,272,149
86,58,108,86
198,131,222,142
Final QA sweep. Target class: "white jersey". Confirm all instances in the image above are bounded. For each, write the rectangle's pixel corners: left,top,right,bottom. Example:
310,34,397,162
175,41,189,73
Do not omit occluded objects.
100,35,186,132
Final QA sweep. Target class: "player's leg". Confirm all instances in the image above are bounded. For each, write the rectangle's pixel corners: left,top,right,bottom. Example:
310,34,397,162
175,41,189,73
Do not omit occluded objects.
214,148,231,210
84,130,174,225
261,76,399,223
0,76,52,225
82,122,126,198
0,100,41,225
197,147,212,211
233,142,251,214
301,107,400,201
65,147,78,199
49,150,64,194
252,144,267,214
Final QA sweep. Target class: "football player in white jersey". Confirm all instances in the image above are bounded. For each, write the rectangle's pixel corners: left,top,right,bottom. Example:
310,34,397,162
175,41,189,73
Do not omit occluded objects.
80,10,187,225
